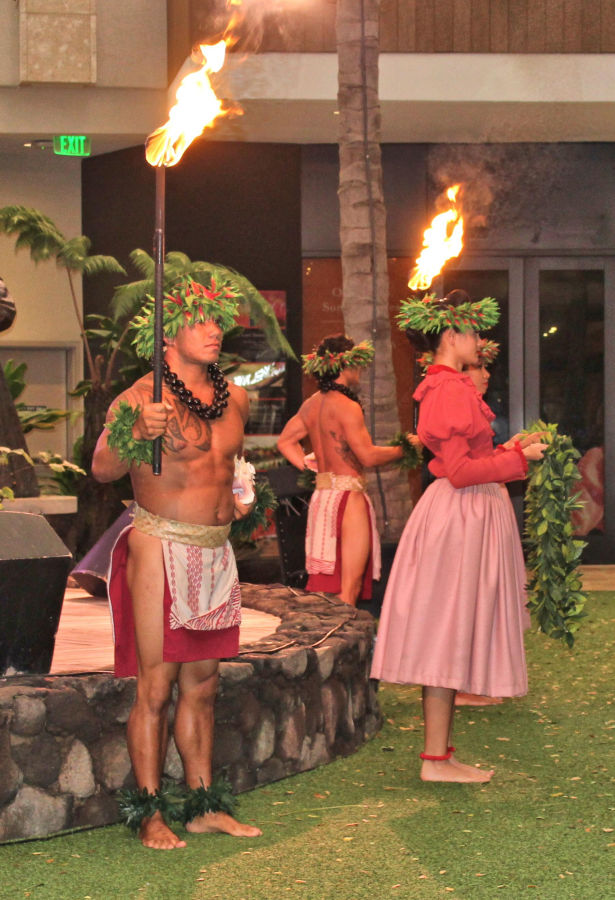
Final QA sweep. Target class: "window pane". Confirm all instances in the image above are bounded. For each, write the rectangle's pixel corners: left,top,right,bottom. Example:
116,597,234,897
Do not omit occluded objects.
539,270,605,536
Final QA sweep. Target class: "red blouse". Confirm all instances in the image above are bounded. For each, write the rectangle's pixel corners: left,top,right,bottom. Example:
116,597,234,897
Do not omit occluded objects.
413,365,527,489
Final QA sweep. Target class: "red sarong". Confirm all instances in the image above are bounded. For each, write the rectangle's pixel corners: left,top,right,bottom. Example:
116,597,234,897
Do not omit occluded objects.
306,492,374,600
108,528,239,677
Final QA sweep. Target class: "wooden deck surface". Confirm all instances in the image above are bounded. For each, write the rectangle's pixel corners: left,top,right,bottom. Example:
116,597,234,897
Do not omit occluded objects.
50,588,281,675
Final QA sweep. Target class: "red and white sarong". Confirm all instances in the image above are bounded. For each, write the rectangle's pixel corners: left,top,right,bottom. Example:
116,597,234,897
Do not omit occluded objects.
305,472,381,600
107,505,241,677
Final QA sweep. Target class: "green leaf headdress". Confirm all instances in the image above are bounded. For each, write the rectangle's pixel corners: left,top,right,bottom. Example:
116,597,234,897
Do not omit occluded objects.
302,339,375,378
131,275,240,360
397,293,500,335
417,337,500,373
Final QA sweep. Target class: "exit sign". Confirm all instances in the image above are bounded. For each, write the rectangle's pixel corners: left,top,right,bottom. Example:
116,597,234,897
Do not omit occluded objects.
53,135,91,157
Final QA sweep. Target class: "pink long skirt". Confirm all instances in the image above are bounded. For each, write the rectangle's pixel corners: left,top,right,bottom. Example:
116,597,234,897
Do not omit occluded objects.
371,479,529,697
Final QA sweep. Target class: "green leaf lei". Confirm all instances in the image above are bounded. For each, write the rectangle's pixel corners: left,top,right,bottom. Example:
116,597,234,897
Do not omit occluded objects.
387,432,424,470
397,294,500,334
301,340,375,377
132,275,240,360
523,420,588,648
229,477,279,547
117,776,236,832
106,400,156,466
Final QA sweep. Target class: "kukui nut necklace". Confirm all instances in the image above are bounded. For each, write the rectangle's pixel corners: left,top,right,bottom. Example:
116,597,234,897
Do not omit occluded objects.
319,379,361,406
162,361,230,420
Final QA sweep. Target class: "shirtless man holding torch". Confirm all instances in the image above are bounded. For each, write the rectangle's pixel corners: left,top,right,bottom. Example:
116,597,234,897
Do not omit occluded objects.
92,277,261,849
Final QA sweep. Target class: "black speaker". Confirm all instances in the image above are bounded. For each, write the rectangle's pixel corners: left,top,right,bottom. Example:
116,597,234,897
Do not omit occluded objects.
266,467,310,588
0,511,72,676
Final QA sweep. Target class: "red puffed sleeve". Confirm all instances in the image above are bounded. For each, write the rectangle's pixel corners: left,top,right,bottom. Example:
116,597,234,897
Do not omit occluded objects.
419,379,527,488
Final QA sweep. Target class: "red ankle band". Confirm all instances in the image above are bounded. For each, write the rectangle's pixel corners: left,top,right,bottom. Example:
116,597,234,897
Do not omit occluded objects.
448,745,456,754
420,751,452,761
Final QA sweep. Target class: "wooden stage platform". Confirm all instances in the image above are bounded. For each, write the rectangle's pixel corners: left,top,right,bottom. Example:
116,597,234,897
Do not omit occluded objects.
50,588,281,675
49,566,614,676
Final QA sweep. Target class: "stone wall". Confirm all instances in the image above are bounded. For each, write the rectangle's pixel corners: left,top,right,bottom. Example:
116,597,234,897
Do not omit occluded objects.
0,584,381,841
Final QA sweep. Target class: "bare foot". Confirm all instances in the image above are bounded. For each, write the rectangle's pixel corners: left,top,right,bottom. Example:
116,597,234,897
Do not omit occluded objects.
139,811,186,850
186,810,262,837
455,693,503,706
420,758,493,783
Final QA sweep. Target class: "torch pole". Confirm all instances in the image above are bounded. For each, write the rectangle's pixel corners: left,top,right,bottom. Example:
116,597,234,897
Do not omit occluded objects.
152,164,166,475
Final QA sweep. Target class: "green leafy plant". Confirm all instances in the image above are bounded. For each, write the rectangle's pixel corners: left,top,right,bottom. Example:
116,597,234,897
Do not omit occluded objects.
523,419,588,647
0,205,127,390
2,359,79,434
0,446,86,496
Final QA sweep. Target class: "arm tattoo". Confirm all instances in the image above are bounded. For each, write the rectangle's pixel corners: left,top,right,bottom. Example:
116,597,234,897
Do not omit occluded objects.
329,430,362,471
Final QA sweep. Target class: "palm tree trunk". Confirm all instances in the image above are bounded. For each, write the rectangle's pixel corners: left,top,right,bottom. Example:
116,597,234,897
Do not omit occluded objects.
336,0,410,538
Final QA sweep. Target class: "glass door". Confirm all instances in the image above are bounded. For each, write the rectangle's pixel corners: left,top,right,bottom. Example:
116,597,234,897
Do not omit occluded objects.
525,258,615,563
443,256,614,562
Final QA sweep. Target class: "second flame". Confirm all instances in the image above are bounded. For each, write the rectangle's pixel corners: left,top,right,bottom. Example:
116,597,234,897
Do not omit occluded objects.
408,185,464,292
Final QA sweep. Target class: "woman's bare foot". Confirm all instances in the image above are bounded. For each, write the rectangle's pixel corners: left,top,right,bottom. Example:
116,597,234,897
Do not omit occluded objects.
186,810,262,837
420,758,493,783
455,693,503,706
139,811,187,850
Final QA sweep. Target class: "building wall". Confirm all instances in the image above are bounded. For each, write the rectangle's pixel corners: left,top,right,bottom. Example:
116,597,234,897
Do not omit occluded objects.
0,1,167,88
302,142,615,257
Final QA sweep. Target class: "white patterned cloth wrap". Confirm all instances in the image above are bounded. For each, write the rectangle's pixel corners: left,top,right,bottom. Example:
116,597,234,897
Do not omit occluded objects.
132,505,241,631
305,473,381,580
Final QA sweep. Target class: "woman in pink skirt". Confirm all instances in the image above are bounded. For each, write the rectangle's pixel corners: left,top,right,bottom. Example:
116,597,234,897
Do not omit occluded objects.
371,291,547,783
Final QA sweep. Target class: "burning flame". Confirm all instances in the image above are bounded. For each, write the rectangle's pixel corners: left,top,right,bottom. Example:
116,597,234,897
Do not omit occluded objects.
408,185,464,291
146,38,240,167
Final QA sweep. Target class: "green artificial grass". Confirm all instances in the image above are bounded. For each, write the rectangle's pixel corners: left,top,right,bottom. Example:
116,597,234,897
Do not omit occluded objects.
1,592,614,900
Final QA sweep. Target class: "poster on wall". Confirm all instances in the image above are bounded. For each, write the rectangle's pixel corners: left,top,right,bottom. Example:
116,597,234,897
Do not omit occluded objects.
227,291,287,437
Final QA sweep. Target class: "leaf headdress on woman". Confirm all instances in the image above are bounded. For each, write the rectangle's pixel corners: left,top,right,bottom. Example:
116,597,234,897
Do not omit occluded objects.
397,293,500,336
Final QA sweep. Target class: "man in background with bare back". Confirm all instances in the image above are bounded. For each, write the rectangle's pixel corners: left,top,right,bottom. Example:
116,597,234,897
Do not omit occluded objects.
92,277,261,849
277,334,412,607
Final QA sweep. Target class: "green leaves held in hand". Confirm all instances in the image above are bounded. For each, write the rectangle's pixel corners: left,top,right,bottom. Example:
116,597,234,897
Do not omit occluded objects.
106,400,158,466
296,467,317,493
388,432,423,470
523,419,588,648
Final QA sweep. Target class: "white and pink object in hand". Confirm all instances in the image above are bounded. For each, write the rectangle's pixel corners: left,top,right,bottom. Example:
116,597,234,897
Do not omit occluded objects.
232,456,256,505
303,452,318,472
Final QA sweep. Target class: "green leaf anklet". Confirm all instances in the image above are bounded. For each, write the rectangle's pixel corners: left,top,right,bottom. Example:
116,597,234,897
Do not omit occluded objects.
118,777,237,831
